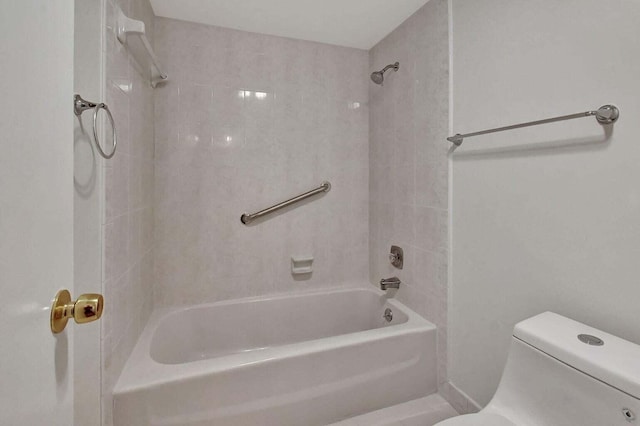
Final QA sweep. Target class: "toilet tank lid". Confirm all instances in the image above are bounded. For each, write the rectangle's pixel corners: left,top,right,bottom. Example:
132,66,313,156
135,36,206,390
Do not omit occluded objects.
513,312,640,399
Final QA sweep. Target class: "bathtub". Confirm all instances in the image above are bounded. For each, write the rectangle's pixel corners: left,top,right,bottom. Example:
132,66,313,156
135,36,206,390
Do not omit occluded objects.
113,286,437,426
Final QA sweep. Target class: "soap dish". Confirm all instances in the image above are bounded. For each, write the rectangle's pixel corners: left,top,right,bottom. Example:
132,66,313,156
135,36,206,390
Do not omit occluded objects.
291,256,313,275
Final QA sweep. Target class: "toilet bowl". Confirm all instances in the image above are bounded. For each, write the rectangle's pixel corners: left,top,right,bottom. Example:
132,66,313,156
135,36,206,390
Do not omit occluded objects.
436,312,640,426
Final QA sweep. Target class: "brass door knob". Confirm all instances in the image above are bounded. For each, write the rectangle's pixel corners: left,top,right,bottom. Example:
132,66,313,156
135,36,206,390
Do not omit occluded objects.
50,289,104,334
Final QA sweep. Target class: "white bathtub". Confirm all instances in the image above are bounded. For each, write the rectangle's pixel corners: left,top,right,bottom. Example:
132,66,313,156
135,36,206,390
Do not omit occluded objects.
113,286,437,426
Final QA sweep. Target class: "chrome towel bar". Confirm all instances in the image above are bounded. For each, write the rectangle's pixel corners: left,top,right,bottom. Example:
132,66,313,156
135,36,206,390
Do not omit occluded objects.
241,181,331,225
447,104,620,146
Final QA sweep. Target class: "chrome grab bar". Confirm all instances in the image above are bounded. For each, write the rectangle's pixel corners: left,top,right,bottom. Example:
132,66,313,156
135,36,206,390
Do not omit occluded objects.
241,181,331,225
447,104,619,146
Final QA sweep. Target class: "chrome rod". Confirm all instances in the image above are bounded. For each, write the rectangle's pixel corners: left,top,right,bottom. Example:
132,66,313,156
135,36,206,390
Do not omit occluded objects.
241,181,331,225
447,104,619,146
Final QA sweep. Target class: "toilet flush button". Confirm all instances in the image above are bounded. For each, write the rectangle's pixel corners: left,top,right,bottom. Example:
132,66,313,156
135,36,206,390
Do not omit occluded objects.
578,334,604,346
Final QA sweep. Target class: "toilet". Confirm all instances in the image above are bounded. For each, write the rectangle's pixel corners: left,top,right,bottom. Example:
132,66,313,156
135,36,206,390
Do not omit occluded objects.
436,312,640,425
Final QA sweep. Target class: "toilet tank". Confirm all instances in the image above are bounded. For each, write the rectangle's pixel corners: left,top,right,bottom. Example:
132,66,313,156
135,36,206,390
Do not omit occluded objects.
484,312,640,426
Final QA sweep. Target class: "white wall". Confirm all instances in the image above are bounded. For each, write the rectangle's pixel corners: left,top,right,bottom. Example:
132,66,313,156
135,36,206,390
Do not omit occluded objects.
450,0,640,407
153,19,369,306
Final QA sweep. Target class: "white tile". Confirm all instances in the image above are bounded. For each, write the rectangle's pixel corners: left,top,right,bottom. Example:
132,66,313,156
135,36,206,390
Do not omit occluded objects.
102,2,450,424
369,0,449,386
102,1,158,424
153,18,370,308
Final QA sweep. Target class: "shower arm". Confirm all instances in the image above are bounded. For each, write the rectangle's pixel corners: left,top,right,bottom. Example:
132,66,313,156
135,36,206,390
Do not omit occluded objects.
380,62,399,74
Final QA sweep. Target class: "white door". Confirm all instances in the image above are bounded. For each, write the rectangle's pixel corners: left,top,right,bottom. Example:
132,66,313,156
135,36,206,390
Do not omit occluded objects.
0,1,86,424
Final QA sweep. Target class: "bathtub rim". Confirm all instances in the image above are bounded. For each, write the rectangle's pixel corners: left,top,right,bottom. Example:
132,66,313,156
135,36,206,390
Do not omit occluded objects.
114,284,436,395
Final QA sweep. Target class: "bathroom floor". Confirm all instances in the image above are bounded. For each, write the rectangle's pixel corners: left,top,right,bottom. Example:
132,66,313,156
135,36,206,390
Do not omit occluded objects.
329,395,458,426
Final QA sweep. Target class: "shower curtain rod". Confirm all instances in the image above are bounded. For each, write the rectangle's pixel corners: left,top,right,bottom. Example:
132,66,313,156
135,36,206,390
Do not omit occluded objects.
447,104,619,146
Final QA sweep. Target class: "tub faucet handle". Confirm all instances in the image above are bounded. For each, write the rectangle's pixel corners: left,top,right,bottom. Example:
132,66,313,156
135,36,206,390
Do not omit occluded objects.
389,246,403,269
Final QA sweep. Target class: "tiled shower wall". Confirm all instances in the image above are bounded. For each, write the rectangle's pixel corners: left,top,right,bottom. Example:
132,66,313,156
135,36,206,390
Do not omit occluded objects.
369,0,450,386
153,18,369,306
101,0,156,424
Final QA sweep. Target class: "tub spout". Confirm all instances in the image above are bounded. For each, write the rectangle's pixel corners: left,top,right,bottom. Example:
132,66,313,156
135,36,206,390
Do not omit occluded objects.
380,277,401,291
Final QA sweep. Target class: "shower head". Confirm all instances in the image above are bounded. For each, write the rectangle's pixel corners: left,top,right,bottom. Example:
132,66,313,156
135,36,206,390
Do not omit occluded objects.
370,71,384,85
370,62,399,85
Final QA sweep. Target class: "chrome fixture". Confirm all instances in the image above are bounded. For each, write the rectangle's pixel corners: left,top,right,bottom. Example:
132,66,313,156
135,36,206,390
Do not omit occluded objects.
370,62,399,85
389,245,403,269
241,181,331,225
380,277,401,291
383,308,393,322
74,94,117,159
447,104,620,146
